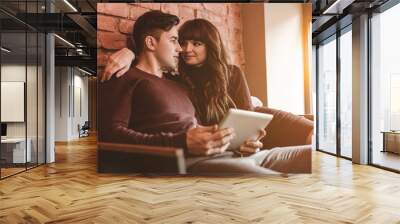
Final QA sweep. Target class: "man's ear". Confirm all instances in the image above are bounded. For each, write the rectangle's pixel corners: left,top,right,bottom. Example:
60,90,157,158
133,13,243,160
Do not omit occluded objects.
144,36,157,51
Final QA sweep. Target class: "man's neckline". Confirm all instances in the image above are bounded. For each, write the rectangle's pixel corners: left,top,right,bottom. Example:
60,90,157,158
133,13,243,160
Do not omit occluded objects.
134,66,164,79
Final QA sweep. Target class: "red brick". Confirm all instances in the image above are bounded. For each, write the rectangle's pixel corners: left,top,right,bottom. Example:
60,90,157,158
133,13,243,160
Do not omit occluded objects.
97,49,111,67
134,3,161,10
229,28,243,49
209,16,225,30
228,4,241,18
129,6,150,20
179,3,203,10
97,4,105,13
98,31,128,50
202,3,227,16
195,10,210,20
178,5,195,22
97,3,245,72
97,35,102,48
219,29,229,45
119,19,135,34
232,38,243,53
97,3,130,18
161,4,179,16
176,19,188,31
227,14,242,30
97,15,119,32
216,22,227,32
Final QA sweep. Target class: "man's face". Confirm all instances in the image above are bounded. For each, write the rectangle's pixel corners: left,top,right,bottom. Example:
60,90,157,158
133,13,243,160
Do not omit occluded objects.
154,26,182,71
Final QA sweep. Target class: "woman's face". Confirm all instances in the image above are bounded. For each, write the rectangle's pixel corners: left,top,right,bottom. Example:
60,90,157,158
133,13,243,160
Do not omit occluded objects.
180,40,207,67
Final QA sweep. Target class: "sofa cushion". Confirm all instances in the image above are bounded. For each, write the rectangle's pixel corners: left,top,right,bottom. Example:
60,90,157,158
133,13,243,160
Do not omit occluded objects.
254,107,314,149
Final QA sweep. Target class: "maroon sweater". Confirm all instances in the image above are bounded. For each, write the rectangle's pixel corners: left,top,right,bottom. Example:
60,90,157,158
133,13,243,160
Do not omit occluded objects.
99,65,253,148
99,67,197,147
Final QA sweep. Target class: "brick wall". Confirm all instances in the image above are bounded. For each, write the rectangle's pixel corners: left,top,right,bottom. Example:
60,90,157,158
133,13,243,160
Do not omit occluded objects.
97,3,245,73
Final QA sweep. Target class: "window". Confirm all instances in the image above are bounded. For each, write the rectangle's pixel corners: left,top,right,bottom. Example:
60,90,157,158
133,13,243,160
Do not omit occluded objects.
317,36,337,154
339,28,352,158
316,25,353,159
0,0,46,179
370,2,400,171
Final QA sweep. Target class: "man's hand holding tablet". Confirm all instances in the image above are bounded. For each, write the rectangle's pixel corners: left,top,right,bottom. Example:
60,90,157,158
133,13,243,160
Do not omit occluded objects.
186,125,235,156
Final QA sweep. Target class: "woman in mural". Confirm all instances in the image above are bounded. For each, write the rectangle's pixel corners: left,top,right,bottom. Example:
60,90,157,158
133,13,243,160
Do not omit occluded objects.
103,18,263,154
101,16,311,174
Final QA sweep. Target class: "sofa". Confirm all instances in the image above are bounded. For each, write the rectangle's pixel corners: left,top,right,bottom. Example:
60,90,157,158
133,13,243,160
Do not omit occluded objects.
97,106,314,174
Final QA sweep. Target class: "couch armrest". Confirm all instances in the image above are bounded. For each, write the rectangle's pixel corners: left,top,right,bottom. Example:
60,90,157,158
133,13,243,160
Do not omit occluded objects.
97,142,186,174
299,114,314,121
254,106,314,149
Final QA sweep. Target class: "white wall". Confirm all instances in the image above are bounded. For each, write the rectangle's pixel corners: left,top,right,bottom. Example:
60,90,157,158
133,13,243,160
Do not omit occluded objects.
1,82,25,122
1,65,43,137
1,65,26,139
264,4,308,114
55,66,69,141
1,64,46,164
55,67,89,141
72,73,89,138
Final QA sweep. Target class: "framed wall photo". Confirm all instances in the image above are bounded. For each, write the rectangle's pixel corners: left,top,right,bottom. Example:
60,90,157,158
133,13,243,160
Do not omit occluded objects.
1,81,25,122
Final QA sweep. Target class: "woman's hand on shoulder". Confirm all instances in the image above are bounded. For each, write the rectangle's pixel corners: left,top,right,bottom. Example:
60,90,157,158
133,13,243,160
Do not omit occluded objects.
101,48,135,82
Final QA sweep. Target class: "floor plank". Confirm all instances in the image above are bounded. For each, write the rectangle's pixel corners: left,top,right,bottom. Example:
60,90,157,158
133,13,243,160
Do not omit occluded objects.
1,135,400,223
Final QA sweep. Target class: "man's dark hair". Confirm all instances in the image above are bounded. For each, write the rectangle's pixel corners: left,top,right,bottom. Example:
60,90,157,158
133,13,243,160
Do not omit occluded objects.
132,10,180,55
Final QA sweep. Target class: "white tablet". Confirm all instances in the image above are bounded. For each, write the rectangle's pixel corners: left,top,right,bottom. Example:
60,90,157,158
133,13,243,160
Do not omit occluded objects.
219,109,273,150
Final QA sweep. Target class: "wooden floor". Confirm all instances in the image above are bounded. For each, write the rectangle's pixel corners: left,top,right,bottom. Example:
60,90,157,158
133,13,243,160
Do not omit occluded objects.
372,150,400,171
1,135,400,223
1,167,26,178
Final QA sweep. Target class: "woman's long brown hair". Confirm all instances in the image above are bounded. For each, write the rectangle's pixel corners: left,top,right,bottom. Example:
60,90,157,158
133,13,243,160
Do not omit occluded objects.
178,19,236,125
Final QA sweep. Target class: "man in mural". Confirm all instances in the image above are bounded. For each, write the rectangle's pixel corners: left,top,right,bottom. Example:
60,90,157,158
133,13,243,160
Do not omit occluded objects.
101,10,236,158
100,10,311,174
